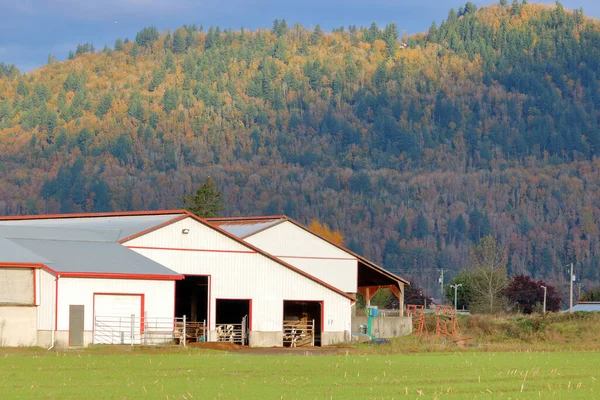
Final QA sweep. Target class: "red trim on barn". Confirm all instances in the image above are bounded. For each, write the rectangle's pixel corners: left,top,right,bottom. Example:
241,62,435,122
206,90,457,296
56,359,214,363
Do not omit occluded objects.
0,209,187,221
57,272,183,281
127,245,256,254
55,276,59,330
33,268,37,306
0,263,179,281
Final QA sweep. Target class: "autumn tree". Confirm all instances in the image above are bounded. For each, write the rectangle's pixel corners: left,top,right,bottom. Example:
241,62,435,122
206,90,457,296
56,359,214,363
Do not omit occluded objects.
309,219,344,246
183,178,224,218
469,236,508,313
505,275,561,313
404,284,431,306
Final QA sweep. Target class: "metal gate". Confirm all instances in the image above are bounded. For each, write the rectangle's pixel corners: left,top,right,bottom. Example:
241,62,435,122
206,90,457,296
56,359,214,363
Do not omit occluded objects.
283,319,315,347
215,315,248,345
93,315,206,346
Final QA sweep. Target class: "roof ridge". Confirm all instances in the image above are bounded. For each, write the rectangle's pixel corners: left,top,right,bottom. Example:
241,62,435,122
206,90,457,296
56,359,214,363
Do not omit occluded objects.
204,215,286,221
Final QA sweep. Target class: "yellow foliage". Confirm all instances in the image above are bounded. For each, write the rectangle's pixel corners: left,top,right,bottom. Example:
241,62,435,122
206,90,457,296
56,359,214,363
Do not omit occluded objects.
308,219,344,246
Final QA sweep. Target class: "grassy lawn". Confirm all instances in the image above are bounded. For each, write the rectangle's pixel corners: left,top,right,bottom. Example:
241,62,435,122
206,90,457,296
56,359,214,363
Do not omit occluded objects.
1,347,598,399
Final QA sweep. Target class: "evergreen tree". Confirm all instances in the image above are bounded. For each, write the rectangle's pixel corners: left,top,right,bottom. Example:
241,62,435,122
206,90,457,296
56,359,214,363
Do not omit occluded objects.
412,213,430,239
183,178,224,217
173,29,186,53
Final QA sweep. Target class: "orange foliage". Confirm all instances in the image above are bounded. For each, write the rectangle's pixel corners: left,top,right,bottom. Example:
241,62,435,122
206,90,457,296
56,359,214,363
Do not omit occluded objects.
309,219,344,246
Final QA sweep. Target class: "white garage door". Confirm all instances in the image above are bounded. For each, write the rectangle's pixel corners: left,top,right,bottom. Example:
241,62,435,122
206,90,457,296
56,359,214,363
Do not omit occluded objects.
93,294,143,344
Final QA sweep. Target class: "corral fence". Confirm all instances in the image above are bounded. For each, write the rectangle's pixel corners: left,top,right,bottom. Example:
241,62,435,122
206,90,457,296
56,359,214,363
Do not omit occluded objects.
93,315,206,346
283,319,315,347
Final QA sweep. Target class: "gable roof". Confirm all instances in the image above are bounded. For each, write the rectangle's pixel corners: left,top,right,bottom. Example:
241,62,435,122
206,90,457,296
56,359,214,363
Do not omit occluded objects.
121,212,356,302
207,215,410,286
0,211,185,280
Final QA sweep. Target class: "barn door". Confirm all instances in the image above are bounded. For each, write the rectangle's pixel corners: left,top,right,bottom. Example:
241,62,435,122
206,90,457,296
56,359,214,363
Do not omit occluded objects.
93,294,143,344
69,305,85,346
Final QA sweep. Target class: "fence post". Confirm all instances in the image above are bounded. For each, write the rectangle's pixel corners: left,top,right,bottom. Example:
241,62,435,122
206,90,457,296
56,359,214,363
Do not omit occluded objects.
203,319,206,342
183,315,187,348
312,319,315,347
130,314,135,346
143,311,148,345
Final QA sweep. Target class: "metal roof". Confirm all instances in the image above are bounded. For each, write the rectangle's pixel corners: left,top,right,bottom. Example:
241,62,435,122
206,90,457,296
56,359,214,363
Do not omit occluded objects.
0,214,184,241
0,213,183,277
566,303,600,312
210,218,285,238
0,237,49,264
8,238,177,276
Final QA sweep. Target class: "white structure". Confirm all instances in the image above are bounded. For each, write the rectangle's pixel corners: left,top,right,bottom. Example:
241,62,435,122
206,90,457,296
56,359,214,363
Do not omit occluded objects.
0,211,408,348
207,216,409,309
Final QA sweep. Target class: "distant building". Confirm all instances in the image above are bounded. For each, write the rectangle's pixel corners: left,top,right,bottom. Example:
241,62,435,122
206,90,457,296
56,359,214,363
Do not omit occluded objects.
565,302,600,312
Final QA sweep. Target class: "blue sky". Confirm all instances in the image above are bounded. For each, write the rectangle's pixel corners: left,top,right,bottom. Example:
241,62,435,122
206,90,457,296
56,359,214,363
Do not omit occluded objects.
1,0,599,72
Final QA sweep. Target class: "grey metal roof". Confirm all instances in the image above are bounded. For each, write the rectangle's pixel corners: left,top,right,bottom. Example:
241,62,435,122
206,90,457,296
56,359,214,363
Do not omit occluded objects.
0,237,49,264
0,214,183,277
566,303,600,312
8,238,177,276
0,225,116,242
211,219,284,238
0,214,183,241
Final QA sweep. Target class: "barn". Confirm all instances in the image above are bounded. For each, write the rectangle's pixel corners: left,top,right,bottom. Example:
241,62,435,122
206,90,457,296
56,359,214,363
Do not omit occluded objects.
0,210,408,348
206,216,410,335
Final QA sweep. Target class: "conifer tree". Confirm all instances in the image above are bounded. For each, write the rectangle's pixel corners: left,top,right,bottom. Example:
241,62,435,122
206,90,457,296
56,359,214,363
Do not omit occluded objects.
183,178,224,217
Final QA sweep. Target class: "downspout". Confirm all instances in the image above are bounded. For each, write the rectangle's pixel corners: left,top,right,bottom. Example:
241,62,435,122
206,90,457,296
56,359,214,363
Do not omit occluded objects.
47,274,59,350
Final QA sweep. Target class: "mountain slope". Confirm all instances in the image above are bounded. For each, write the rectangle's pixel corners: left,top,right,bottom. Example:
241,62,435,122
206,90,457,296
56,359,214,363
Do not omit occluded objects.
1,2,600,297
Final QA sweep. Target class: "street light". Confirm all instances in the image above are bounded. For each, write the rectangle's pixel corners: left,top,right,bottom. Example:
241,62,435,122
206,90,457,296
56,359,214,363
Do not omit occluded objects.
450,284,463,311
566,262,575,313
540,285,547,314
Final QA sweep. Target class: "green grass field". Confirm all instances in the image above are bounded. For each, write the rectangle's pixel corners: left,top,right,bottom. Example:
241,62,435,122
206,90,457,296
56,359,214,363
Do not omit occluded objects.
1,347,598,399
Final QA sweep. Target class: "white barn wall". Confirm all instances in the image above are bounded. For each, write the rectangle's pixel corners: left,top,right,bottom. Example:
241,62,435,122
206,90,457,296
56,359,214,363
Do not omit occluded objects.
0,307,37,346
37,269,56,332
54,277,175,347
245,221,358,293
127,218,352,345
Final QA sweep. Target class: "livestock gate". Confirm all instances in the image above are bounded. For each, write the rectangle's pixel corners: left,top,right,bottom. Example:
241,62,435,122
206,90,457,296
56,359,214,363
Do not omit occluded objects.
283,318,315,347
93,314,206,346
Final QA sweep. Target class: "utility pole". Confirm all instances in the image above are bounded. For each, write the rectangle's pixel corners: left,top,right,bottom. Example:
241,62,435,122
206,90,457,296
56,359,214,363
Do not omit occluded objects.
439,269,444,302
541,285,547,314
569,262,574,313
450,284,462,311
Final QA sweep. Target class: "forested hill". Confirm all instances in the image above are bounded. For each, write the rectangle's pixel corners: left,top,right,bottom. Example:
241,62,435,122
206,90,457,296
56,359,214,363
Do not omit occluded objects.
1,1,600,296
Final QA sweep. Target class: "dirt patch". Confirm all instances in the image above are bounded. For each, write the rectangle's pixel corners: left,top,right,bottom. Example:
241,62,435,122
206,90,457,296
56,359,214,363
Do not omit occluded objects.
187,342,246,351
